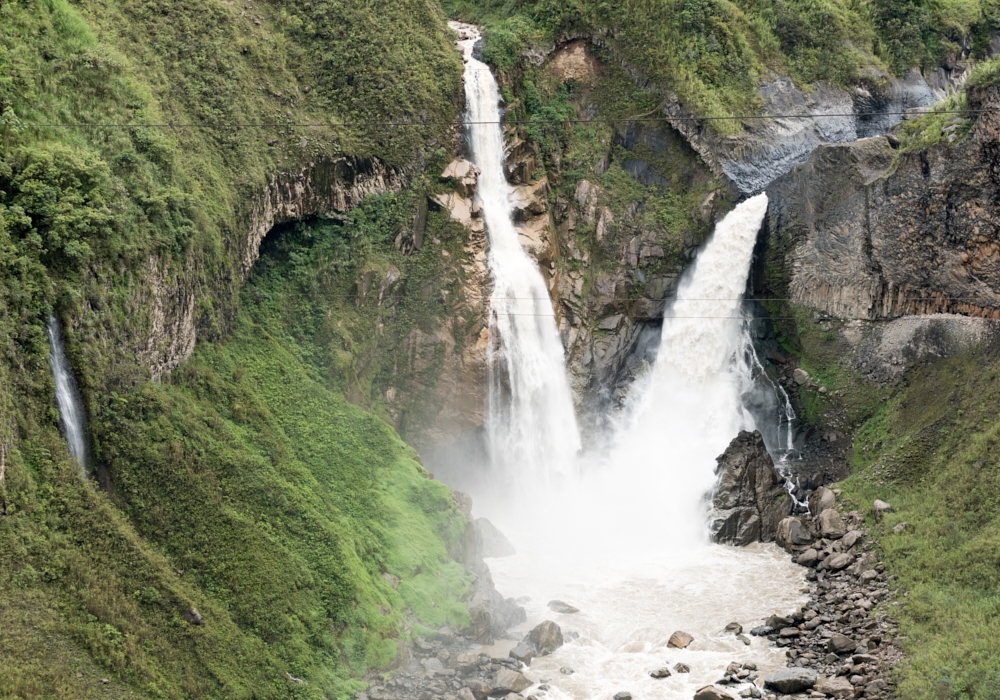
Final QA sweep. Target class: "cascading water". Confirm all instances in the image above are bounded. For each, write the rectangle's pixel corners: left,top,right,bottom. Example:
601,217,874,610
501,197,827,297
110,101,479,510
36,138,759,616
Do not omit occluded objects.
449,23,806,700
453,23,581,483
46,317,87,471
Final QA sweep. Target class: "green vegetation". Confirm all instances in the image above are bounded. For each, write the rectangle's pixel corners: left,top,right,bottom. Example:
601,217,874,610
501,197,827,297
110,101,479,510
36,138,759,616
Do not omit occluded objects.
445,0,1000,129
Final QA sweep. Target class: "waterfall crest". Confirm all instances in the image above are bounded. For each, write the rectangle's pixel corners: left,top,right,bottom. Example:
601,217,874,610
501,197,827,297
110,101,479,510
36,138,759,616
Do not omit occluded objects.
46,317,87,471
453,22,581,483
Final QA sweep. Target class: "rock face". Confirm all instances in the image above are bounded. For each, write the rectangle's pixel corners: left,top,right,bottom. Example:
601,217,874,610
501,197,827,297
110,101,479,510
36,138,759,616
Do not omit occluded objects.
710,431,793,545
762,83,1000,323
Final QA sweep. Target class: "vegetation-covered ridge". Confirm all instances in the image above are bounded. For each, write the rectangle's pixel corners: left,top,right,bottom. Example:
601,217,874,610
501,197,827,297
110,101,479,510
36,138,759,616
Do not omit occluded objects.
446,0,1000,130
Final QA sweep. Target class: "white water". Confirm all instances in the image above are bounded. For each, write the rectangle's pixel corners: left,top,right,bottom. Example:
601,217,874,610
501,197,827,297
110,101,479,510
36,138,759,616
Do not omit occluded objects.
450,23,806,700
454,23,582,483
46,317,87,471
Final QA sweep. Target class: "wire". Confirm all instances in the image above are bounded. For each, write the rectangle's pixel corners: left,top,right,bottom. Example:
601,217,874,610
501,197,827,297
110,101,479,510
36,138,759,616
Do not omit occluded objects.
18,108,986,129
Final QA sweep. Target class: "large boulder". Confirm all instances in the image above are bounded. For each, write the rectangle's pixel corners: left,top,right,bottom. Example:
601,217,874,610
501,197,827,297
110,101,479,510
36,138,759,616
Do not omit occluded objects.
526,620,564,656
694,687,734,700
776,516,813,551
809,486,836,514
764,668,817,693
818,509,848,539
491,668,532,694
710,431,792,545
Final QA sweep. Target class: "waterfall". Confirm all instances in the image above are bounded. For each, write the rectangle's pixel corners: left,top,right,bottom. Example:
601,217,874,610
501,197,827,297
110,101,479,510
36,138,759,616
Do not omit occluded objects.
453,22,581,482
46,317,87,471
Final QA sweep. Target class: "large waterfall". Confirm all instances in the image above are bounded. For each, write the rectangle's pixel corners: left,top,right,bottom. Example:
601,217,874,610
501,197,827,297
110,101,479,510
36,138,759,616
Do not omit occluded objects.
46,317,87,471
454,23,581,482
450,23,806,700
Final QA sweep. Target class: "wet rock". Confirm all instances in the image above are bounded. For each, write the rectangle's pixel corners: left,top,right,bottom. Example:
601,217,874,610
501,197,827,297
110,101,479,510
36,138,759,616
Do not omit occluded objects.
818,509,848,539
749,625,773,636
828,633,856,654
739,688,762,699
547,600,579,614
650,667,672,679
474,518,516,558
422,658,444,673
508,642,534,665
776,517,814,551
559,667,574,675
709,431,792,545
466,680,492,700
613,693,632,700
526,620,563,656
725,622,743,635
815,676,854,698
674,663,692,673
668,630,695,648
860,569,879,582
694,686,734,700
809,486,836,514
763,667,817,693
491,668,532,694
795,548,819,567
767,615,794,629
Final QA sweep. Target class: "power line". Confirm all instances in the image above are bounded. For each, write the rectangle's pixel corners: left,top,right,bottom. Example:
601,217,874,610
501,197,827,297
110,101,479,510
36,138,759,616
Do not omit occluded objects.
17,108,985,130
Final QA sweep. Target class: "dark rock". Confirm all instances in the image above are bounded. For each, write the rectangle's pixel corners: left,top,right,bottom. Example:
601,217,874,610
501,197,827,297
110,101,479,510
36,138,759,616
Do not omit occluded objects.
795,548,819,567
474,518,516,558
452,491,474,517
873,500,893,517
694,686,734,700
841,530,863,549
559,667,574,675
767,615,794,629
827,633,856,654
181,608,203,625
491,668,531,694
667,630,695,648
763,667,817,693
709,431,792,545
749,625,773,636
650,667,672,679
674,663,692,673
736,634,751,645
613,693,632,700
547,600,579,614
526,620,563,656
776,517,813,551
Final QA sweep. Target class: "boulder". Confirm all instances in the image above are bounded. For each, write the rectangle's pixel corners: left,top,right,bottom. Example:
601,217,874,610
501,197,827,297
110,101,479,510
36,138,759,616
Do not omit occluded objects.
767,614,794,629
824,552,854,570
466,680,492,700
650,667,672,679
674,663,692,673
695,686,735,700
508,642,534,665
526,620,563,656
809,486,836,514
841,530,863,549
795,548,819,567
873,500,895,522
454,652,480,673
815,676,854,698
764,667,817,693
827,633,856,654
547,600,579,614
667,630,695,648
776,517,814,551
474,518,516,558
491,668,532,694
818,509,848,539
709,431,792,545
793,368,810,385
613,693,633,700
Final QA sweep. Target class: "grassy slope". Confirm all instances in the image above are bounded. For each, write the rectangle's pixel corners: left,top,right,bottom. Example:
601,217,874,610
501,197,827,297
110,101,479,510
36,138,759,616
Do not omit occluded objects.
787,314,1000,699
0,0,476,697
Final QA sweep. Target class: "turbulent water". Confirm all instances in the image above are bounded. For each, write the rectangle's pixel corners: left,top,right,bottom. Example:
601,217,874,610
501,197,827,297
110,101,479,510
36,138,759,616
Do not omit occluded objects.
46,317,87,471
451,23,806,700
454,23,581,484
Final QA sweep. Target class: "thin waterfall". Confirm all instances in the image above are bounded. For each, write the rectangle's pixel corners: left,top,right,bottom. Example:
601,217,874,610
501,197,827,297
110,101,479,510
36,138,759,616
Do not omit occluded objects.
46,317,87,471
452,23,581,483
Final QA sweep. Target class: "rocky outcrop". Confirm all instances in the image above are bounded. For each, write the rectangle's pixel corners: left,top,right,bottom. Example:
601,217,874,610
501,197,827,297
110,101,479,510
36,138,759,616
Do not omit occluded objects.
709,431,792,545
762,83,1000,322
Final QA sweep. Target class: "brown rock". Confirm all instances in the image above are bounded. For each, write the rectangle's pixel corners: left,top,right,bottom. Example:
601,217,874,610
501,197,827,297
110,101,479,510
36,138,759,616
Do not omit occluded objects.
694,686,735,700
818,509,848,539
466,680,492,700
777,516,814,551
815,676,854,698
491,668,531,694
668,630,695,648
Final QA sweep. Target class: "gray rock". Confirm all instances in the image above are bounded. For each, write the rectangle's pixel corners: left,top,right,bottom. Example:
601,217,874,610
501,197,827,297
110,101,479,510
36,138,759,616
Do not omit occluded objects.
474,518,516,558
709,431,792,545
650,667,672,679
508,642,534,665
818,509,848,539
763,667,817,693
825,552,854,570
767,615,794,629
795,548,819,567
694,686,735,700
866,679,888,695
827,633,856,654
547,600,579,614
749,625,773,636
841,530,863,549
815,677,854,698
526,620,563,656
559,666,574,675
736,634,751,645
793,368,810,385
776,517,814,551
613,693,632,700
668,630,695,648
724,622,744,635
809,486,836,514
491,668,532,694
873,500,894,517
893,521,910,533
674,663,692,673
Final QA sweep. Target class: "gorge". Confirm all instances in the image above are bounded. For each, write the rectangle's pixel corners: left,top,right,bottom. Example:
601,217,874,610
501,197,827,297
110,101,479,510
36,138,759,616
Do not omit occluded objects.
4,1,1000,699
